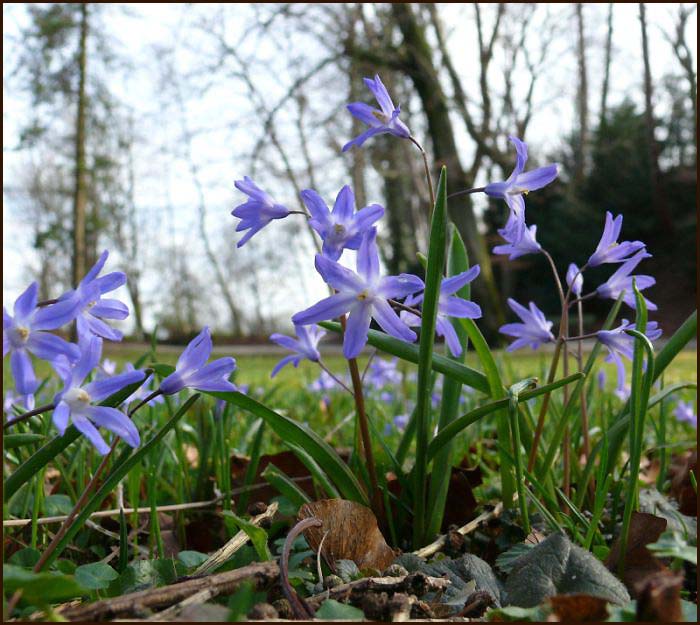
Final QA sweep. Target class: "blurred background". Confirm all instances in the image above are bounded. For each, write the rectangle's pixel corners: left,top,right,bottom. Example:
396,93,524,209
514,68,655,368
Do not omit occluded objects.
3,3,697,344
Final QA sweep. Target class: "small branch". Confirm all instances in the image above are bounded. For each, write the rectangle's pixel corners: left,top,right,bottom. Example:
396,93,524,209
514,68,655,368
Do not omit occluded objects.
389,298,423,318
413,502,504,559
4,403,56,430
408,136,436,209
447,186,486,199
194,502,278,576
36,298,58,307
317,360,354,396
281,518,320,619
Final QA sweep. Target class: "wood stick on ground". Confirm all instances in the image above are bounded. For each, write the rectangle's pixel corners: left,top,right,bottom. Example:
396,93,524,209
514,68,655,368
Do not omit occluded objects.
193,502,278,576
307,572,451,607
413,502,504,559
147,588,217,621
56,560,280,621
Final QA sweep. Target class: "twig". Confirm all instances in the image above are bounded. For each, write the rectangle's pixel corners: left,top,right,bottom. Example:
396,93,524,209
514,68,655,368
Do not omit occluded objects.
4,403,56,429
307,572,451,607
193,502,278,576
147,588,217,621
56,560,280,621
281,517,320,619
413,502,504,559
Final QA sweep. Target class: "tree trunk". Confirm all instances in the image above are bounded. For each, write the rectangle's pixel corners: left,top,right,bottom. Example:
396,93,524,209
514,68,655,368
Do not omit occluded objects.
71,3,89,287
574,3,589,185
639,3,674,234
390,3,504,327
599,3,614,126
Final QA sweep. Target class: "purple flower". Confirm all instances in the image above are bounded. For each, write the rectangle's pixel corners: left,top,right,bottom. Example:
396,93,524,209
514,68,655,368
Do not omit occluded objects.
484,136,559,216
674,400,697,428
566,263,583,297
53,336,145,455
366,357,402,389
301,186,384,261
587,212,646,267
597,370,607,391
343,74,411,152
232,177,290,247
597,319,662,402
401,266,482,357
4,389,35,415
492,212,542,259
62,250,130,342
499,298,555,352
308,370,343,393
3,282,80,394
269,324,325,378
596,251,656,310
384,413,409,436
159,327,237,395
292,228,424,359
123,363,163,407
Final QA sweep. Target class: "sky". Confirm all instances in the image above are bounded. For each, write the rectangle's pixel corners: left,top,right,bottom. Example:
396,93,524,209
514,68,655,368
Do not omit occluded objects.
3,3,697,334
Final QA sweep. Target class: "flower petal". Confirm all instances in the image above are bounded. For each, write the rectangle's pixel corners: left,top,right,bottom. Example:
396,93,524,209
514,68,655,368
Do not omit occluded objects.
300,189,331,226
85,369,147,403
271,354,299,378
13,282,38,323
72,413,111,455
26,332,80,362
86,406,140,449
372,298,416,344
314,256,364,293
440,296,482,319
343,302,371,359
185,357,237,392
94,271,126,295
176,327,212,373
90,298,129,320
11,349,37,395
377,274,425,299
440,266,481,295
514,163,559,191
52,401,70,435
292,293,355,326
331,185,355,222
80,251,109,287
356,228,380,283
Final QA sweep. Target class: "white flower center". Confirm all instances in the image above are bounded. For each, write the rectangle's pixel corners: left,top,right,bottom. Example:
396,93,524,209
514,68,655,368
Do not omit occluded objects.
371,110,389,124
357,290,370,301
333,223,346,236
64,387,91,407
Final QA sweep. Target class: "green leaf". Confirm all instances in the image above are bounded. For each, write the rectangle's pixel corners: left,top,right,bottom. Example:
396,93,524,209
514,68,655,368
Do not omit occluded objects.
647,530,697,565
426,224,471,538
206,391,368,506
4,376,150,500
427,372,584,461
3,564,85,603
287,442,340,499
8,547,41,568
227,580,267,621
261,463,311,509
495,543,534,574
315,599,365,620
109,559,186,595
222,511,272,561
177,550,210,569
74,562,119,590
44,493,73,516
320,322,489,394
413,166,448,547
40,395,200,569
3,434,45,450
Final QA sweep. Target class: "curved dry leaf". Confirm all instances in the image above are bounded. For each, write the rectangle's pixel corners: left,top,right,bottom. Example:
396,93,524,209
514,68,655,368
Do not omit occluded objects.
298,499,395,572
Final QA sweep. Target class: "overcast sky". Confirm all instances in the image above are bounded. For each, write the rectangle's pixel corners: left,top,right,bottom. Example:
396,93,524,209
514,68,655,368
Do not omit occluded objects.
3,3,696,333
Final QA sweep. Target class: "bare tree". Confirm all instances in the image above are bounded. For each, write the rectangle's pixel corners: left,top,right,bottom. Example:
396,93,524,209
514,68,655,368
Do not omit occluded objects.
573,3,589,186
639,3,673,234
599,3,614,126
663,4,697,121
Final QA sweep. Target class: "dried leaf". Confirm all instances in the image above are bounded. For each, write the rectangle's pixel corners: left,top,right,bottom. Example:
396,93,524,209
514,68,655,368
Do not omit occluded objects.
298,499,395,571
605,511,667,594
635,570,683,622
669,449,698,516
548,594,610,622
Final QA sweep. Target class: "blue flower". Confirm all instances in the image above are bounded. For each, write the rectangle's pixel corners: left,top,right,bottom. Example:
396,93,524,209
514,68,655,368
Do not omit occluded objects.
595,251,656,310
587,212,646,267
492,211,542,260
401,266,482,357
123,363,163,407
499,298,555,352
4,389,35,415
308,370,344,394
384,413,409,436
159,327,237,395
61,250,130,342
597,319,662,402
53,336,146,455
365,357,402,389
292,228,424,359
485,136,559,215
269,324,325,378
674,400,697,429
566,263,583,297
343,74,411,151
301,186,384,261
232,177,290,247
3,282,80,394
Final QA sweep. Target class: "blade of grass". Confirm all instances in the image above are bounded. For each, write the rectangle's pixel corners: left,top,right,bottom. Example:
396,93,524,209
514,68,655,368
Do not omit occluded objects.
206,391,368,506
413,166,448,547
261,463,311,509
426,224,471,539
319,322,489,394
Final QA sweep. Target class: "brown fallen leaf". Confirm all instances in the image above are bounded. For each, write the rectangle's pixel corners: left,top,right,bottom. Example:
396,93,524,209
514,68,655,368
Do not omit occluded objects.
635,570,684,622
298,499,395,571
441,460,482,531
605,511,668,595
547,594,610,622
669,449,698,516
